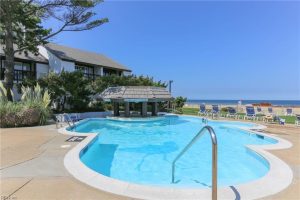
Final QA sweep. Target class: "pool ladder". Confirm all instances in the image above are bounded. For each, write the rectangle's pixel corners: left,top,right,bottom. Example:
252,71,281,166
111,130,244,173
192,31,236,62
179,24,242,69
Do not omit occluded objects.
63,113,75,128
171,125,218,200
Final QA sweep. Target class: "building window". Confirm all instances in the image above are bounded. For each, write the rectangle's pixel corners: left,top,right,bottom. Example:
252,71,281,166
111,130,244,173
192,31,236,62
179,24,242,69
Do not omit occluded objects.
0,57,35,83
75,65,95,79
103,68,119,76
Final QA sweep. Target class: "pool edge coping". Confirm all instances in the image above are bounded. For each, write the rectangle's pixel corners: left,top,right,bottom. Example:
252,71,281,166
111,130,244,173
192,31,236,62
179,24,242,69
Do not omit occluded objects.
59,116,293,200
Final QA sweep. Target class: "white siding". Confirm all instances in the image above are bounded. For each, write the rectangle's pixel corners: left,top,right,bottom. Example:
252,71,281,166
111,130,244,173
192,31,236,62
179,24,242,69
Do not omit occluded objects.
36,63,49,79
61,60,75,72
47,51,63,73
38,46,49,60
38,45,129,75
39,45,62,73
42,49,75,73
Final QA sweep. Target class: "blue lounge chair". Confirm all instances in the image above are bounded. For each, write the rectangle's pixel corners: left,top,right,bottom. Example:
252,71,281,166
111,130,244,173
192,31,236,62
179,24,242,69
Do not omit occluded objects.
211,105,220,118
273,115,286,125
244,106,257,120
268,107,273,115
285,108,293,116
227,107,237,119
256,107,262,113
198,104,207,116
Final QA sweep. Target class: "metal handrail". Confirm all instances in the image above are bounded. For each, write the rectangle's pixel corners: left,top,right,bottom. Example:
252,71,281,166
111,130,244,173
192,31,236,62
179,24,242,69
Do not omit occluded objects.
171,125,218,200
63,113,75,128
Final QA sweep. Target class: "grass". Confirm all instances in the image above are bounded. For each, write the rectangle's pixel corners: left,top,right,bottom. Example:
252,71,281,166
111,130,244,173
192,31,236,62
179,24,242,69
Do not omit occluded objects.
181,107,297,124
181,107,199,115
280,116,297,124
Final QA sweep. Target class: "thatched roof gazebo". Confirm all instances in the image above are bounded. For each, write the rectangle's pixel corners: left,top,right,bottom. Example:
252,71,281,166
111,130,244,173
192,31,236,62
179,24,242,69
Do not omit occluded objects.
97,86,173,117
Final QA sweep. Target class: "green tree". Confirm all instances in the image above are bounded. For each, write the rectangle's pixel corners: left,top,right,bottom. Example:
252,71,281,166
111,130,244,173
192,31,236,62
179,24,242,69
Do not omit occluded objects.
60,71,93,112
21,71,93,112
173,96,187,108
0,0,108,100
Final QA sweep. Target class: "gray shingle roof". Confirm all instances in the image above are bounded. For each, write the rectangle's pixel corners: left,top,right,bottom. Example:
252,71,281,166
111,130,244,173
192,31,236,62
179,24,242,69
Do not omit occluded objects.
0,44,48,63
98,86,172,101
45,43,131,71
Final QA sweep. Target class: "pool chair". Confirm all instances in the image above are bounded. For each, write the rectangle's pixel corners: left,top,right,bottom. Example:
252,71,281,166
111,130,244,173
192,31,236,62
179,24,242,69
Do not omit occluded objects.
285,108,293,116
211,105,220,119
227,107,237,119
256,107,262,113
267,107,274,115
244,106,257,120
279,117,286,125
198,104,207,116
295,115,300,126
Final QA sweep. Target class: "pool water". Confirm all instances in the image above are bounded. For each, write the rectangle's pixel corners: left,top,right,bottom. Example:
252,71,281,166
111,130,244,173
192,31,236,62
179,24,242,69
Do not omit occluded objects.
71,116,277,188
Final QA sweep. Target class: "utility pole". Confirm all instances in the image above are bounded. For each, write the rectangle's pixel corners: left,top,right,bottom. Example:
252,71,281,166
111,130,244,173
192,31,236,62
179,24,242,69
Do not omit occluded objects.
169,80,173,109
169,80,173,93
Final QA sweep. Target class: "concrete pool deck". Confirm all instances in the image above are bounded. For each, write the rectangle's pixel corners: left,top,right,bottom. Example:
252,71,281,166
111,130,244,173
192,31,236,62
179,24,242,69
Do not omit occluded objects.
1,122,299,200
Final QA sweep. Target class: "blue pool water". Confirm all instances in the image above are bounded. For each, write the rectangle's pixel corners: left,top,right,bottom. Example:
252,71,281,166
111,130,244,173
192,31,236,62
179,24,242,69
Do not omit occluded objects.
71,116,277,188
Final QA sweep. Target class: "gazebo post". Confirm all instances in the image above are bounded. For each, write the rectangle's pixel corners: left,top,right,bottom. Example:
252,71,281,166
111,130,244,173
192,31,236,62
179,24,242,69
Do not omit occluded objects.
116,103,120,116
142,102,147,117
113,102,116,116
113,102,120,116
125,102,130,117
152,102,158,116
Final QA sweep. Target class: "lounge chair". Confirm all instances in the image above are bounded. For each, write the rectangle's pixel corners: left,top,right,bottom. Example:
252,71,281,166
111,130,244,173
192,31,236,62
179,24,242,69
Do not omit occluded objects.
285,108,293,116
295,115,300,126
211,105,220,119
279,117,286,125
198,104,207,116
256,107,262,113
227,107,237,119
268,107,274,115
244,106,257,120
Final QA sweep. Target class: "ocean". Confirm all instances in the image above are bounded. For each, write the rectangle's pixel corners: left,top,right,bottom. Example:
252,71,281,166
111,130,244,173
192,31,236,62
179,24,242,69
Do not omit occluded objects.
186,100,300,106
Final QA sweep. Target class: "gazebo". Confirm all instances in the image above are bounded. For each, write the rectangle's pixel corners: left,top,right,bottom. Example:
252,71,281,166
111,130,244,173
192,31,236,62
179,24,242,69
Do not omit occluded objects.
97,86,173,117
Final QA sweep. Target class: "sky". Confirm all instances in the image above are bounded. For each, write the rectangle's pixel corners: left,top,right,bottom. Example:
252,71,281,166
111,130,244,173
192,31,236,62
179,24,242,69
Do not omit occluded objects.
44,1,300,100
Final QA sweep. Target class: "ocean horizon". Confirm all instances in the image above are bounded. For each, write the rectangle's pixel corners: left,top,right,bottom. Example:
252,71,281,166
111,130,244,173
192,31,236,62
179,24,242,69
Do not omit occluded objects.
187,99,300,106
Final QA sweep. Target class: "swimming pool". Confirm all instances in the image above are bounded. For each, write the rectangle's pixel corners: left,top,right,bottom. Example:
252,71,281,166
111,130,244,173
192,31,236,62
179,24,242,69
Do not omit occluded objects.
68,116,278,188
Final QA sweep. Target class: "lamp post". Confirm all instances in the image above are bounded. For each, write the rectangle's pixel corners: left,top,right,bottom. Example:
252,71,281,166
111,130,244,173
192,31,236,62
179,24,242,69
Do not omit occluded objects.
169,80,173,93
169,80,173,109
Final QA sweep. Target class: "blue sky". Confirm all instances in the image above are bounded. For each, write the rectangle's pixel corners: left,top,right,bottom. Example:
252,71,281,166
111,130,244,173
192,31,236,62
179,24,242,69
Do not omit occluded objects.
45,1,300,100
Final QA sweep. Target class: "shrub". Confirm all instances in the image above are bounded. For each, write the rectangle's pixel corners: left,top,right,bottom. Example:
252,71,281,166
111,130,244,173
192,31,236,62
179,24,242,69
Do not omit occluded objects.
20,71,93,112
104,103,113,111
173,96,187,109
0,82,51,128
173,108,183,114
221,107,229,112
